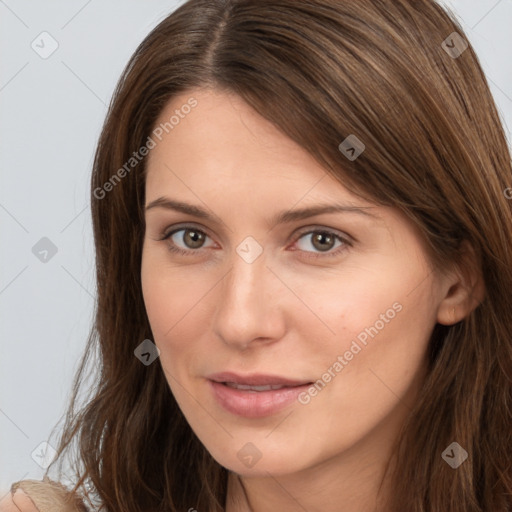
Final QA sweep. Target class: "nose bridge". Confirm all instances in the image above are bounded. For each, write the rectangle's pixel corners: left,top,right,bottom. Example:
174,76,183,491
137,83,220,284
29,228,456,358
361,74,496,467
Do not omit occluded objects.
213,245,284,348
222,249,269,319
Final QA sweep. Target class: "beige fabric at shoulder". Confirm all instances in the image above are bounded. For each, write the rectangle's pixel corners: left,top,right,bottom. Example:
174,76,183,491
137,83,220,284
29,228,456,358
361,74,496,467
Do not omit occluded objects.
10,478,88,512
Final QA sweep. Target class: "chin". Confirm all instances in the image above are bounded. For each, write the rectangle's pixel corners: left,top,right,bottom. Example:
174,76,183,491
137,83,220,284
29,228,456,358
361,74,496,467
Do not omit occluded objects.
202,435,320,477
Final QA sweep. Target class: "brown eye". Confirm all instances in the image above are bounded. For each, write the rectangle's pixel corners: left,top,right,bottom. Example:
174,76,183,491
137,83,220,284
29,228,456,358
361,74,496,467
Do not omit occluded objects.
310,232,336,252
293,229,351,259
161,227,214,254
296,230,341,253
180,229,206,249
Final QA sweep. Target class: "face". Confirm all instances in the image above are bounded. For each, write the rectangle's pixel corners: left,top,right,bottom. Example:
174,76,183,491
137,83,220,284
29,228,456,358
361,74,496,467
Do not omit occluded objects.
141,87,445,477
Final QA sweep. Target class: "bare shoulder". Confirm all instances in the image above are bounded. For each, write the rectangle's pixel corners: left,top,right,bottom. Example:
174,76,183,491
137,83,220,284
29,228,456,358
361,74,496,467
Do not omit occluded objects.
0,479,89,512
0,487,39,512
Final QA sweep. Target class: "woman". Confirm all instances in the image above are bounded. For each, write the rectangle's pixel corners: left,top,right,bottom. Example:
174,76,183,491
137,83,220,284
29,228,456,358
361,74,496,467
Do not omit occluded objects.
2,0,511,510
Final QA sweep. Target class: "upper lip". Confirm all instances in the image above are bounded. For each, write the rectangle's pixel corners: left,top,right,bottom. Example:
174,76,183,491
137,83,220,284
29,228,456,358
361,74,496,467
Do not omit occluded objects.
207,371,312,387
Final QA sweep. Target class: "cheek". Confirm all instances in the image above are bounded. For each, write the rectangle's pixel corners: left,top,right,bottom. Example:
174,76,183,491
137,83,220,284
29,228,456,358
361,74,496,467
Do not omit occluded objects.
284,261,415,355
295,255,435,400
141,248,196,336
141,268,173,340
140,254,215,372
284,273,434,464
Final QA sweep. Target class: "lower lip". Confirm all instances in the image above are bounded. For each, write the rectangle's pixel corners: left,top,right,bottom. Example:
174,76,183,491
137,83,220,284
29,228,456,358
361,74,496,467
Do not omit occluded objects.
208,380,311,418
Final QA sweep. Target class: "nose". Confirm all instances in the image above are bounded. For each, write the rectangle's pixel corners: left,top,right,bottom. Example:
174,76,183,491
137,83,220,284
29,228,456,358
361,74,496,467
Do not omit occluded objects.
212,249,286,351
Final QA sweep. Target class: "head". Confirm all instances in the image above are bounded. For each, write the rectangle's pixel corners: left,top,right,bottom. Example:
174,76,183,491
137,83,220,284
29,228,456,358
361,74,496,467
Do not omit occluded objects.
140,86,477,479
47,1,512,511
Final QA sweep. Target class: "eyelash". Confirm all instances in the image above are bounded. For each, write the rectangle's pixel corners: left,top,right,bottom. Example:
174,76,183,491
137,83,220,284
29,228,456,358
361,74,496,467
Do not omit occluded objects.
158,224,352,260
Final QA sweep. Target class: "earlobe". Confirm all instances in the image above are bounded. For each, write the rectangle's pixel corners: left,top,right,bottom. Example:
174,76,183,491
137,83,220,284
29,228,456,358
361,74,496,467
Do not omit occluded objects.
436,240,486,326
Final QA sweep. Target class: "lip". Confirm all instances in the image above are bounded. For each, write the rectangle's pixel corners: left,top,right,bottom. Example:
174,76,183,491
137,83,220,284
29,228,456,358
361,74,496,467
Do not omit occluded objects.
207,372,313,418
207,371,311,387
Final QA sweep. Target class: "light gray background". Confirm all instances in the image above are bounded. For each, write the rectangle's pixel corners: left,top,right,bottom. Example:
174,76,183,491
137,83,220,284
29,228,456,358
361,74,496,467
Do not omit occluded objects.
1,0,511,495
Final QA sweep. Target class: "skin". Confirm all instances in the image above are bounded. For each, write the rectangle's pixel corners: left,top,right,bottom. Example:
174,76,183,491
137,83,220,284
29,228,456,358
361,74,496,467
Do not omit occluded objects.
0,489,40,512
141,88,483,512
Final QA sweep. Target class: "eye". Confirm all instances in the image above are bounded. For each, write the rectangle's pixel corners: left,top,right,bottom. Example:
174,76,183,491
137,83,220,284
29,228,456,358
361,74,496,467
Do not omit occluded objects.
291,228,352,259
160,226,215,255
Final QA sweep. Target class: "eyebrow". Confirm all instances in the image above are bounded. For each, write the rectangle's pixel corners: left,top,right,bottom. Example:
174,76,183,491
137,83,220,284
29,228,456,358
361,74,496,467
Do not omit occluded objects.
144,197,380,227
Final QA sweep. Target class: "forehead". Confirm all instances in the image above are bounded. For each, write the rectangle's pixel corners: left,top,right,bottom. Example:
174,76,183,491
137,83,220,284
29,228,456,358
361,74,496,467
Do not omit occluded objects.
145,88,371,208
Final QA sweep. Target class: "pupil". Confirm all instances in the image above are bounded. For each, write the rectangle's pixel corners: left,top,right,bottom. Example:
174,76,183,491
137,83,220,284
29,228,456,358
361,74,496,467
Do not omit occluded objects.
313,232,334,251
186,230,203,248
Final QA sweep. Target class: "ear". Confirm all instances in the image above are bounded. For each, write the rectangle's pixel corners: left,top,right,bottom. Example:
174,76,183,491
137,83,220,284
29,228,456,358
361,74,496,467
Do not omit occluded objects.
436,240,486,325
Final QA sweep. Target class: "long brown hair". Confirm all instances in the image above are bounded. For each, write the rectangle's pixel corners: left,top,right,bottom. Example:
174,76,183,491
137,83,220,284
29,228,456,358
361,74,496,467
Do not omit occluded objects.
43,0,512,510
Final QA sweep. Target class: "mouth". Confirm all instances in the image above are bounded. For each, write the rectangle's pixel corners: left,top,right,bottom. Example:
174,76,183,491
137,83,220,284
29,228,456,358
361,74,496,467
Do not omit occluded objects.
207,372,314,418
